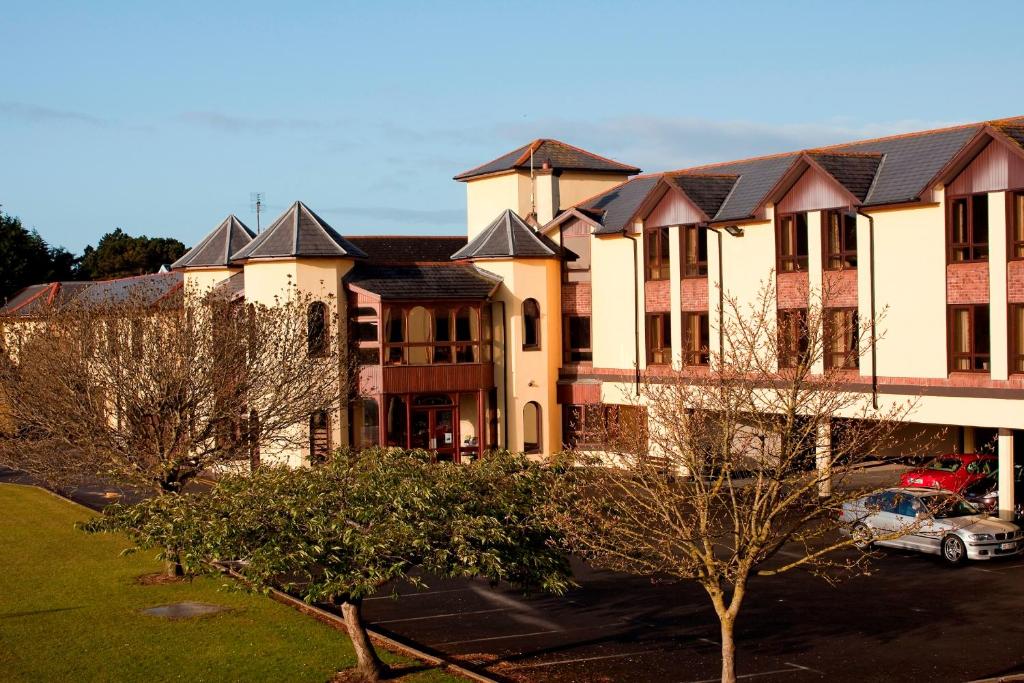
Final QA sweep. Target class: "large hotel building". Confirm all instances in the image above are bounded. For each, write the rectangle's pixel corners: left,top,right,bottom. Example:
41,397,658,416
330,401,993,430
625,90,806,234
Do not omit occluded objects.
5,117,1024,509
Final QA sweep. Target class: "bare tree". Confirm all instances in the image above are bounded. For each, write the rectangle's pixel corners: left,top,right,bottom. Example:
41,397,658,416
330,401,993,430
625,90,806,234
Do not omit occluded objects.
558,278,928,683
0,282,356,573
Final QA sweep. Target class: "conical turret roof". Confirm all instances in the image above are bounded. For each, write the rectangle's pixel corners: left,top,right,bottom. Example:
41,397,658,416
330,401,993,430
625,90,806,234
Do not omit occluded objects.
230,201,368,262
171,215,255,269
451,209,560,260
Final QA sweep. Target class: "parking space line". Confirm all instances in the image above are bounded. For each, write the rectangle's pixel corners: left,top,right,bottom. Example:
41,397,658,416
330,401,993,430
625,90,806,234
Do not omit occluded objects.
434,622,623,647
374,607,510,624
510,650,663,669
680,663,818,683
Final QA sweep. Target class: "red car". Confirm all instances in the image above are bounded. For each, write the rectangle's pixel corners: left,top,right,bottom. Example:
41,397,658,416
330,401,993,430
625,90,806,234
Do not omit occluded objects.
899,453,998,491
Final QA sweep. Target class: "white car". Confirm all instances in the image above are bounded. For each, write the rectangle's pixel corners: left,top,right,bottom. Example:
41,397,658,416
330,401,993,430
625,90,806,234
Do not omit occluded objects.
840,487,1023,565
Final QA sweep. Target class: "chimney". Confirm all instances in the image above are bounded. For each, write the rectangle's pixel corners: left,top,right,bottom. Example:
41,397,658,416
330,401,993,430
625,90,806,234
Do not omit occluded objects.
534,162,560,227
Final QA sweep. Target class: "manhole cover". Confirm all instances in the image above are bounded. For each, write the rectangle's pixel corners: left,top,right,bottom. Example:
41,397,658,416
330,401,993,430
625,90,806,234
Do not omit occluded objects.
142,602,230,619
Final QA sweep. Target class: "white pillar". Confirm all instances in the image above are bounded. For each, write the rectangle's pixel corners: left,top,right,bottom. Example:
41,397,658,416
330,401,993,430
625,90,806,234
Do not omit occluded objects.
807,211,825,376
816,421,832,497
998,428,1016,520
989,191,1009,380
669,225,683,369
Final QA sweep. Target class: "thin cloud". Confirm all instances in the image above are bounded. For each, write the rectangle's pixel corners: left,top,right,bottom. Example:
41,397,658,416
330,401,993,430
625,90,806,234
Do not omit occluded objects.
0,101,110,127
179,111,328,133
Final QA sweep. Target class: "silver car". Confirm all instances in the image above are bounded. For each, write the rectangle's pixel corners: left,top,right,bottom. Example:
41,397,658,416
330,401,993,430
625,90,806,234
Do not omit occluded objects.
841,487,1023,565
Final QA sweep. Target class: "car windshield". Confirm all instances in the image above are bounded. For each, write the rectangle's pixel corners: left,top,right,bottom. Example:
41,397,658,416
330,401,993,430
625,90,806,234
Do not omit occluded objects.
926,459,962,472
921,495,978,518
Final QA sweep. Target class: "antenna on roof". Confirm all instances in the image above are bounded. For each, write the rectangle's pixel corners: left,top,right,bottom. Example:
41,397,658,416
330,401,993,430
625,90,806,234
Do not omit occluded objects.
250,192,265,233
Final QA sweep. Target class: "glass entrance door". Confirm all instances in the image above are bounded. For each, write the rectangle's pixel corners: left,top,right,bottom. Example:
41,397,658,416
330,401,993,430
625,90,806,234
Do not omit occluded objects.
410,408,458,462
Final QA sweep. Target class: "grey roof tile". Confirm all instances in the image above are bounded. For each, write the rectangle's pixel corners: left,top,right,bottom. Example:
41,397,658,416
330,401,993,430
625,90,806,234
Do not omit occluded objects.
583,176,662,234
171,215,255,269
806,153,882,202
230,201,368,261
345,264,501,300
451,209,560,259
454,139,640,181
667,174,738,219
3,274,183,316
347,236,467,264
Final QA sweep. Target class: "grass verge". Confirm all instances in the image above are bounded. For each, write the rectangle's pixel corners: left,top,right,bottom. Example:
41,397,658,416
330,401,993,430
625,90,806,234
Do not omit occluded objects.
0,483,458,682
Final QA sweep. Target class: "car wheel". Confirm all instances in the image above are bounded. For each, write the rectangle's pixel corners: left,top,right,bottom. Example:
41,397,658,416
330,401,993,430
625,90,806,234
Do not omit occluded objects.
852,523,873,550
941,535,967,566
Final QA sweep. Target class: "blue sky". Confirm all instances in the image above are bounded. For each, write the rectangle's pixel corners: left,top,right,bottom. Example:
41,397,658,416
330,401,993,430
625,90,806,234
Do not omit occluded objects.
2,1,1020,253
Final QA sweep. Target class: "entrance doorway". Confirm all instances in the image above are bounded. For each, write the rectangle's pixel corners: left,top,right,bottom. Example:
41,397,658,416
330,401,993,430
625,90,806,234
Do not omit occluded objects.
410,395,457,462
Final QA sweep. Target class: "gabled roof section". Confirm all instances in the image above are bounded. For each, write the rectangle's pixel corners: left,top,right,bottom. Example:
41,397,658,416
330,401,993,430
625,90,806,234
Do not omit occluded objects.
454,139,641,181
451,209,560,260
229,201,368,262
666,174,739,219
1,273,183,316
540,207,606,235
805,152,883,202
171,215,255,269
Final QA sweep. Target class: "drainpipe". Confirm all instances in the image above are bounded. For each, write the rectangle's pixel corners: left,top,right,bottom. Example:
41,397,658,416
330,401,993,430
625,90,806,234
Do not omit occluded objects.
854,209,878,409
623,230,642,393
496,299,510,449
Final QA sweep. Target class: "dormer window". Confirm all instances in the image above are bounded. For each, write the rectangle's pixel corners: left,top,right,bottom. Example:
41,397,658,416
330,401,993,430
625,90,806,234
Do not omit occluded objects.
948,193,988,263
776,212,809,272
823,210,857,270
645,227,671,281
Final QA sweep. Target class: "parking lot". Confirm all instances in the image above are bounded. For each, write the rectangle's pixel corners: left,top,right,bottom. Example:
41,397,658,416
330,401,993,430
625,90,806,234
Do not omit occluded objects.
363,547,1024,682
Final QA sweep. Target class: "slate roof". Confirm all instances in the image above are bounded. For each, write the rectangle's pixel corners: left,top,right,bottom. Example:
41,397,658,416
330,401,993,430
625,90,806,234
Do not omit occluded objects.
578,119,1020,235
171,215,255,269
1,273,183,316
210,271,245,301
451,209,561,259
667,174,739,219
345,264,501,300
346,236,467,264
230,201,368,261
806,153,882,202
454,139,640,181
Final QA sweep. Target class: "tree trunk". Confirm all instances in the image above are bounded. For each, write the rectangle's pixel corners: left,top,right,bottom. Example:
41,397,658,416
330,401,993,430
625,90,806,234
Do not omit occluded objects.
340,598,385,682
720,616,736,683
164,548,184,577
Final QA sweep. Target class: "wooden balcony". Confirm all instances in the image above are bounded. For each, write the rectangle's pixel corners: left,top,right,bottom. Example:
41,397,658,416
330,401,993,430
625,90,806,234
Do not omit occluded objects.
359,362,494,395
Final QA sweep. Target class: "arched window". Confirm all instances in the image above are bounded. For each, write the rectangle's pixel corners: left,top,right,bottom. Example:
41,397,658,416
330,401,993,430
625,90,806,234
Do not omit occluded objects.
522,299,541,350
309,410,330,463
523,401,541,454
307,302,328,357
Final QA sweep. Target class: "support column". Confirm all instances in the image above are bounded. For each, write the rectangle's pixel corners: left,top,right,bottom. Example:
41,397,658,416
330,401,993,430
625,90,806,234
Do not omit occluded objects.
816,421,832,497
998,428,1016,520
807,211,825,376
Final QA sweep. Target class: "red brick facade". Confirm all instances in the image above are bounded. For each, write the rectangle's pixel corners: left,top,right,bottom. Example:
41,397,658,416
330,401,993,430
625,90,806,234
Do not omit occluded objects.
946,262,989,304
681,277,709,311
776,272,809,309
644,279,671,312
561,282,592,314
1009,260,1024,304
823,270,858,308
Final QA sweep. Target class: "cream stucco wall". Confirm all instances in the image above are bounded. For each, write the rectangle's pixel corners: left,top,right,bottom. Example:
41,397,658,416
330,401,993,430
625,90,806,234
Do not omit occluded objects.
182,268,238,295
242,257,356,467
591,230,644,372
478,257,561,459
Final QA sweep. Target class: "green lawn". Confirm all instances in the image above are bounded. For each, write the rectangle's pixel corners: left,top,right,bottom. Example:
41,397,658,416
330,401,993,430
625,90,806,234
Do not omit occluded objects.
0,484,458,682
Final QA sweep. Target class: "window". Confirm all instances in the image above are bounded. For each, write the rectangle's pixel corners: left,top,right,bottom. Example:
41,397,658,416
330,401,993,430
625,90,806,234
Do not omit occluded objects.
563,315,592,363
949,304,990,372
1011,192,1024,260
351,398,379,448
522,299,541,350
563,404,647,452
777,212,809,272
307,302,328,357
432,306,452,363
645,226,671,280
681,311,709,366
823,209,857,270
523,401,541,454
1010,304,1024,374
562,232,591,283
646,313,671,365
824,308,859,370
355,321,377,342
454,306,479,363
778,308,809,369
948,193,989,262
309,410,330,463
682,225,708,277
